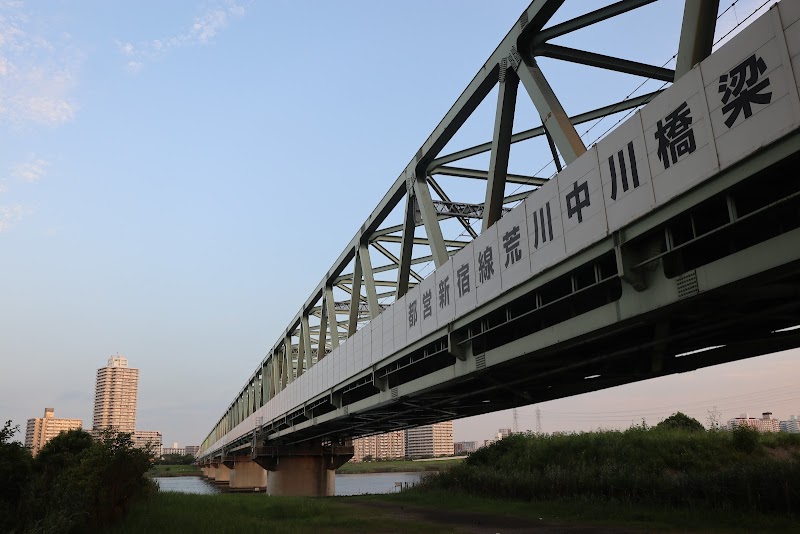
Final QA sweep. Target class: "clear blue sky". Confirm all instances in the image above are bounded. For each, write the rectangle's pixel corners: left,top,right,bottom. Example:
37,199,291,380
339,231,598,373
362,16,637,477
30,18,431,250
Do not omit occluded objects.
2,0,794,447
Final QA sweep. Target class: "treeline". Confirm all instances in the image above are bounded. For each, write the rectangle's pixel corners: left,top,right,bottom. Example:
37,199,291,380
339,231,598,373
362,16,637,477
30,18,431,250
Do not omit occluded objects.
0,421,155,533
417,413,800,516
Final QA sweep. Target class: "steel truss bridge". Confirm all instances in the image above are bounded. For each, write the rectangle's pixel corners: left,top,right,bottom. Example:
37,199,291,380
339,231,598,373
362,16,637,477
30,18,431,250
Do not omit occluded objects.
199,0,800,461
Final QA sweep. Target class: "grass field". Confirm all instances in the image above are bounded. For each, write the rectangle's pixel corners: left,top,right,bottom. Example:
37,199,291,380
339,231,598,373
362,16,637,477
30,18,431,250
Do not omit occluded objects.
145,464,202,478
336,457,462,474
100,492,450,534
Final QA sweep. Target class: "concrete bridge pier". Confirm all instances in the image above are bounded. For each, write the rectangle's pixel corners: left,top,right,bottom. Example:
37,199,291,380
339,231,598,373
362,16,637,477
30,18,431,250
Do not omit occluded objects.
229,457,268,492
253,444,353,496
212,462,231,487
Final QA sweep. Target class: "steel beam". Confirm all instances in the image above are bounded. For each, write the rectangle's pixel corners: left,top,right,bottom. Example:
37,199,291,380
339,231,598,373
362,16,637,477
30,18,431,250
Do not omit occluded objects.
675,0,720,80
413,177,450,267
301,314,312,373
325,286,339,349
395,193,416,300
429,92,660,169
428,177,478,239
517,58,586,164
348,247,363,337
430,166,546,186
360,243,380,320
535,44,674,82
483,68,519,231
534,0,656,44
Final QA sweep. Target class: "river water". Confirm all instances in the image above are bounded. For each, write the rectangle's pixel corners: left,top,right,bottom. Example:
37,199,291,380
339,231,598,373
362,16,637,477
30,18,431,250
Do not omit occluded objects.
155,472,423,496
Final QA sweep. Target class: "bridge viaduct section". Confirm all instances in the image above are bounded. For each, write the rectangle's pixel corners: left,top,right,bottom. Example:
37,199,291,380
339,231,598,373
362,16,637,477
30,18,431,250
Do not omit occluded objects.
198,0,800,496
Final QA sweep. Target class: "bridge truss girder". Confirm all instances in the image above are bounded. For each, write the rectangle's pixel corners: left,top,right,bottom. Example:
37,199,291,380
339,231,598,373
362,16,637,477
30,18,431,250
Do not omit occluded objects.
202,0,724,453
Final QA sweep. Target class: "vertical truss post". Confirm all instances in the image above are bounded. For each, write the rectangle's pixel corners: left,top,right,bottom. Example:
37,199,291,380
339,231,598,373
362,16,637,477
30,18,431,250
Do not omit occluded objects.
283,334,293,386
348,245,363,337
318,298,329,359
325,285,340,349
261,362,270,406
359,243,380,319
483,65,519,231
517,58,586,164
674,0,720,80
413,176,449,267
272,351,281,394
301,313,313,372
396,192,416,300
297,324,306,377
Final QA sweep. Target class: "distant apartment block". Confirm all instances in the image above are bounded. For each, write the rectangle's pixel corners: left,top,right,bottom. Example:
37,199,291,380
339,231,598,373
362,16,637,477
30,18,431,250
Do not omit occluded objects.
24,408,82,457
133,430,163,456
498,428,511,439
726,412,781,432
454,441,478,454
93,355,139,433
405,421,454,458
185,445,200,457
352,430,405,461
780,415,800,433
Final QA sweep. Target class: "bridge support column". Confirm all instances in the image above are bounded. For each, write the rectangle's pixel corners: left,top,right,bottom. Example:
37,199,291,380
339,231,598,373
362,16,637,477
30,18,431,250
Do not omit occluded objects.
253,444,353,497
229,458,267,492
213,463,230,487
207,464,217,480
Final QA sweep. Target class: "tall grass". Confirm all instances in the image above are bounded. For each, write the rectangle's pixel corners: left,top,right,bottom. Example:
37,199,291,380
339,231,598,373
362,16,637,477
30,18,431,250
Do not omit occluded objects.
418,428,800,516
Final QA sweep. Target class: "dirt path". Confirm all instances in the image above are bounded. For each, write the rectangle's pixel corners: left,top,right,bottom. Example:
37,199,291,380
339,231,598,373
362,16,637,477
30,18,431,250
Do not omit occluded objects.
342,498,652,534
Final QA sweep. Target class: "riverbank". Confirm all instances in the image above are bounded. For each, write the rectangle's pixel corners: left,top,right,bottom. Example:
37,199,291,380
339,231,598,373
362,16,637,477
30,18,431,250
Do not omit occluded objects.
146,464,202,478
336,457,463,474
101,489,799,533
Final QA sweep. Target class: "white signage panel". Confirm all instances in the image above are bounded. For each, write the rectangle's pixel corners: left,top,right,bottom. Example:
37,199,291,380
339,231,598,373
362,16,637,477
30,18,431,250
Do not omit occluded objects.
418,272,438,337
497,202,532,291
360,325,371,373
702,10,800,170
597,112,655,231
452,243,477,318
405,285,422,345
370,313,383,366
642,66,718,205
382,302,395,357
435,259,455,328
393,294,407,353
557,147,608,255
525,178,566,275
473,225,502,306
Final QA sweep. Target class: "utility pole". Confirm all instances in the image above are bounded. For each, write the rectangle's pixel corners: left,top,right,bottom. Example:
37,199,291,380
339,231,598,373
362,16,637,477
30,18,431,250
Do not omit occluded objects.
512,408,519,434
535,407,542,435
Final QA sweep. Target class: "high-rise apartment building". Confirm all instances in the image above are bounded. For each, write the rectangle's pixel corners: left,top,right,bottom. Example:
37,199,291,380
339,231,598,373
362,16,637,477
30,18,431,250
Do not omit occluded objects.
24,408,82,456
405,421,454,458
352,430,405,461
93,355,139,433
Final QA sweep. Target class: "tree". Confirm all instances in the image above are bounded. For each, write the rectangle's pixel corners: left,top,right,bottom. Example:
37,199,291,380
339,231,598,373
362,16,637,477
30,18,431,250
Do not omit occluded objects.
656,412,705,432
0,421,33,532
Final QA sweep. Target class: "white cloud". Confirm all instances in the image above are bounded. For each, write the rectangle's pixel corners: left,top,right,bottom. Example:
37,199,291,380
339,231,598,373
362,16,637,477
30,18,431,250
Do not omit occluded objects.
118,1,246,72
0,204,25,232
0,1,79,126
12,156,47,182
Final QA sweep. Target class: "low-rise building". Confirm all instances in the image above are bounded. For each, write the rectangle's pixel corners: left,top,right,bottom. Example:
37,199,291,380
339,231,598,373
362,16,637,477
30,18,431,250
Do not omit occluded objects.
133,430,163,457
185,445,200,457
162,447,186,456
726,412,781,432
454,441,477,454
780,415,800,433
25,408,82,457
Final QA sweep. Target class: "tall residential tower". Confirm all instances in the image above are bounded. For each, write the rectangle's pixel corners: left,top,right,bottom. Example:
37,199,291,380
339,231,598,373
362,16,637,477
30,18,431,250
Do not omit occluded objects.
93,355,139,433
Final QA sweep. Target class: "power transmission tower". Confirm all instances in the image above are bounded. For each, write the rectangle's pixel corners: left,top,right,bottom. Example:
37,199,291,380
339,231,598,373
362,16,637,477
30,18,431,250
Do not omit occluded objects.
512,408,518,434
535,407,542,435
